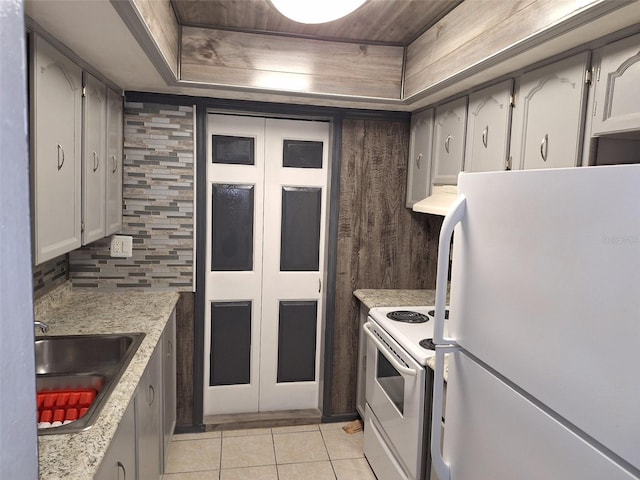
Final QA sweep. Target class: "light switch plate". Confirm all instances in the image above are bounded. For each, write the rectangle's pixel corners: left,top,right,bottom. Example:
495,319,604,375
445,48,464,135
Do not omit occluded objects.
110,235,133,258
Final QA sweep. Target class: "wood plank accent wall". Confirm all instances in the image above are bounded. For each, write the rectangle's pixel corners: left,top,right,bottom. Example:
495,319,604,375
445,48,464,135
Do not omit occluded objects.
176,291,195,427
180,26,404,99
331,118,443,414
404,0,608,99
131,0,180,77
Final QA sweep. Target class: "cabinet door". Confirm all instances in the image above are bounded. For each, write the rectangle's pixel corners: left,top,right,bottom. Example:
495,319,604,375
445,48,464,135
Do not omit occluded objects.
592,33,640,135
162,310,177,472
82,72,107,244
355,304,369,419
94,399,136,480
510,52,590,170
432,97,467,185
136,346,162,480
32,35,82,264
106,88,123,235
405,108,434,208
465,80,513,173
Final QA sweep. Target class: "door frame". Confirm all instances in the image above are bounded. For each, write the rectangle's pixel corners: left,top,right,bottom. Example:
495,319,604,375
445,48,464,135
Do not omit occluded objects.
123,91,412,430
194,99,345,428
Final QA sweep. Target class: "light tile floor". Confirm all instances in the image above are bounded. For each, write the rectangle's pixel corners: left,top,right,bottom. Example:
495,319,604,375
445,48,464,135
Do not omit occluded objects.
163,422,376,480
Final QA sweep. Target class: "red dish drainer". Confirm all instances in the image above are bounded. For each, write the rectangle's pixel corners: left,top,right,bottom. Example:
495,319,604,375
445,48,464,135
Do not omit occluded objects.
37,388,97,426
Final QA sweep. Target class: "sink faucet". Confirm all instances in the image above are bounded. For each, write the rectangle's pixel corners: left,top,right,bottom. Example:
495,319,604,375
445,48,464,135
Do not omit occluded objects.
34,321,49,334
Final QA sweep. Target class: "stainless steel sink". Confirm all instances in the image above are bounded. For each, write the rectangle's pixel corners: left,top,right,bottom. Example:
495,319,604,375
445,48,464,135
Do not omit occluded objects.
35,333,145,435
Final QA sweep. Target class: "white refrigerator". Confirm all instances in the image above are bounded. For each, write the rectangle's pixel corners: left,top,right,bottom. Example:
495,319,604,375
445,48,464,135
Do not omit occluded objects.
430,164,640,480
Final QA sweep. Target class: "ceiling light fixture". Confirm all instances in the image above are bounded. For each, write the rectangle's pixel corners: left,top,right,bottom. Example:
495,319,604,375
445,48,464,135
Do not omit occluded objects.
270,0,367,24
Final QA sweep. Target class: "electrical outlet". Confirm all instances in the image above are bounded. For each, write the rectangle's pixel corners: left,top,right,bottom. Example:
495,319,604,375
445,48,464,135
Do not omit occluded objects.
110,235,133,258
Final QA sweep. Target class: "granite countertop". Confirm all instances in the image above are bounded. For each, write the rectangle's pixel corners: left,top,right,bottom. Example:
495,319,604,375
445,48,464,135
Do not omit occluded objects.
34,283,180,480
354,288,449,381
353,289,440,309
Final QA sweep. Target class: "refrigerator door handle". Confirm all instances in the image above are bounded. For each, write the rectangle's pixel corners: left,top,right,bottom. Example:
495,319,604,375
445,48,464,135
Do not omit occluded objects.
432,344,458,480
434,193,466,344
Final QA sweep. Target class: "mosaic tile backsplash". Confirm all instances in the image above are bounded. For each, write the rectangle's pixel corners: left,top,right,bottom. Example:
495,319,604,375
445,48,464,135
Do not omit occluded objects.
68,102,195,291
33,254,68,298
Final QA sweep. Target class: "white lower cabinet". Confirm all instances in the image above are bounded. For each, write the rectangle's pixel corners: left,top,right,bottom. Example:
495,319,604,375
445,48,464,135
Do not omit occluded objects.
96,311,176,480
94,399,136,480
136,345,163,480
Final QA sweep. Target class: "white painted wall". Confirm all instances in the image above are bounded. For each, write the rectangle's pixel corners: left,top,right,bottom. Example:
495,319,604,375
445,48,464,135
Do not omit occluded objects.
0,0,40,477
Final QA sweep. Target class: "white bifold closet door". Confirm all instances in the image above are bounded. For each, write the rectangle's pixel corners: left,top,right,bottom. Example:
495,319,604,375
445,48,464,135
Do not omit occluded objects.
204,114,329,416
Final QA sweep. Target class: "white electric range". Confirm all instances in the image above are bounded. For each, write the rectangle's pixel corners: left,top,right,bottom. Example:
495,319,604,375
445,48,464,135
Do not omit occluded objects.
363,305,448,480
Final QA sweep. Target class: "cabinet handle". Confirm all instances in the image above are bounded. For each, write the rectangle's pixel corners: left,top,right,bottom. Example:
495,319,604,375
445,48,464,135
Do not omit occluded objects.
92,151,99,172
167,340,173,357
112,155,117,173
148,384,155,406
444,135,452,154
57,144,65,171
482,126,489,148
540,134,548,162
416,153,423,169
318,278,322,293
117,461,126,480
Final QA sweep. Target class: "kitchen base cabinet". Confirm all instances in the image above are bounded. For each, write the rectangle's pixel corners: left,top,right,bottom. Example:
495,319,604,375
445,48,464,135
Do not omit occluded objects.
94,399,136,480
136,345,163,480
355,303,368,419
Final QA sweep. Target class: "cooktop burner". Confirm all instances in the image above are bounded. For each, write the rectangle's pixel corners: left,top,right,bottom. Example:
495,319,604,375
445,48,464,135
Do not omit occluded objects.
427,309,449,319
386,310,429,323
419,338,436,350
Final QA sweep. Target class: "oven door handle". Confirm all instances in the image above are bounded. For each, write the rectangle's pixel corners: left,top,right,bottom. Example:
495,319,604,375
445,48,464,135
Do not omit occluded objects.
363,322,417,377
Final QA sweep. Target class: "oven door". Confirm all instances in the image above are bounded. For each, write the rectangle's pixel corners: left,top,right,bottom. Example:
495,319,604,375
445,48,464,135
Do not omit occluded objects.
364,320,426,480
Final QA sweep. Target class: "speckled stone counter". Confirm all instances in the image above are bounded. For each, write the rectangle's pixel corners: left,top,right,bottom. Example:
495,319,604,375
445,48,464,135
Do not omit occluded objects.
354,288,449,381
353,289,439,309
34,283,179,480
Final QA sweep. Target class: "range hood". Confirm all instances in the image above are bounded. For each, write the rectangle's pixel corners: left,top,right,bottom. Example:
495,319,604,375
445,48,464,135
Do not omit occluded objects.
412,185,459,216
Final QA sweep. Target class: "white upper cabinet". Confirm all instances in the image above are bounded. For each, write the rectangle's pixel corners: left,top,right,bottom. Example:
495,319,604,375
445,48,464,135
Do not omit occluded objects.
465,80,514,173
432,97,468,185
31,34,82,265
405,108,434,208
106,88,123,235
510,52,590,170
82,72,107,245
591,33,640,136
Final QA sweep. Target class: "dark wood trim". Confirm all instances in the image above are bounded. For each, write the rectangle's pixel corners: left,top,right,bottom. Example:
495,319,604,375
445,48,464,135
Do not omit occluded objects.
321,412,360,424
193,102,208,429
174,424,205,435
321,114,343,418
175,292,195,428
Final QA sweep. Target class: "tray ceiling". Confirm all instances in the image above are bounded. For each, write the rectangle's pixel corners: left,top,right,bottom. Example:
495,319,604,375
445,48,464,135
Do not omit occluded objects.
171,0,462,45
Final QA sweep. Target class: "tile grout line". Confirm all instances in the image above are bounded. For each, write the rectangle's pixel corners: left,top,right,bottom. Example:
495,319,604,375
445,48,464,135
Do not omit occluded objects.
319,427,339,480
